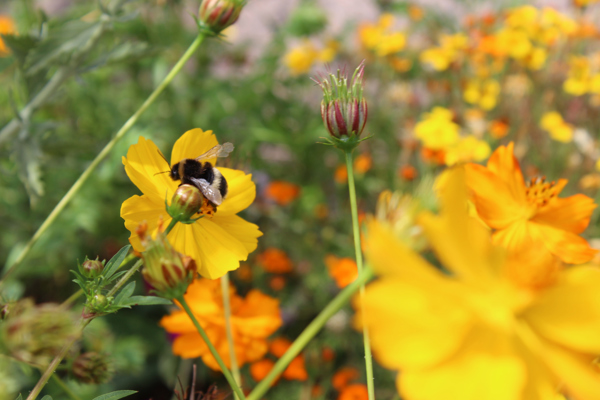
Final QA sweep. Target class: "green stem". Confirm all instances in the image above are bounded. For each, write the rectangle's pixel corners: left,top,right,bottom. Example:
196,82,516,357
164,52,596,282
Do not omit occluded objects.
344,150,376,400
50,373,82,400
220,273,242,400
60,289,84,310
176,295,247,400
1,33,207,283
107,259,143,298
26,319,91,400
246,269,374,400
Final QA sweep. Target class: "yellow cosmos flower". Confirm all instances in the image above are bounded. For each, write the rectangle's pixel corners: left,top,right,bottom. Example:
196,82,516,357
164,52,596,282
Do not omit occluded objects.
463,78,501,110
414,107,460,150
420,33,468,71
358,169,600,400
283,40,338,76
359,14,407,57
444,135,491,166
465,143,597,264
121,129,262,279
540,111,574,143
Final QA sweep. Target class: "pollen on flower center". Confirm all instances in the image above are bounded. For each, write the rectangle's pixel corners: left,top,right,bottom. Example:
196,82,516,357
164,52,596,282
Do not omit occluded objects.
525,176,558,208
199,198,216,218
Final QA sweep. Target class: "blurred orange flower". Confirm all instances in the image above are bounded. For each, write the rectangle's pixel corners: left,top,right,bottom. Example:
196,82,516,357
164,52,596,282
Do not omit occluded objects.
256,248,293,273
250,358,275,382
399,165,417,181
465,142,597,264
265,181,300,205
335,165,348,183
0,16,16,56
489,119,509,139
325,255,358,288
269,337,308,381
338,384,369,400
160,278,282,371
321,346,335,362
269,276,286,291
354,154,373,174
332,366,360,390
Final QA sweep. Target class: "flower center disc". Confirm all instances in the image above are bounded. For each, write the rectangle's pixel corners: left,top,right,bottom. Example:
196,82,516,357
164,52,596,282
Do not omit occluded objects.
525,176,558,209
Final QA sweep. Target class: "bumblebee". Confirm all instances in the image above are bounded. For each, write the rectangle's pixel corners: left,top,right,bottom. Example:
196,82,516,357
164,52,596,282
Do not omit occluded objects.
159,143,234,206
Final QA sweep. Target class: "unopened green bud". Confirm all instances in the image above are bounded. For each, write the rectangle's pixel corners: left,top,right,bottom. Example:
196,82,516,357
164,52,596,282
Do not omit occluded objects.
287,2,328,37
90,294,108,309
313,61,369,151
167,184,204,223
72,352,114,384
199,0,245,34
81,257,105,279
1,299,78,366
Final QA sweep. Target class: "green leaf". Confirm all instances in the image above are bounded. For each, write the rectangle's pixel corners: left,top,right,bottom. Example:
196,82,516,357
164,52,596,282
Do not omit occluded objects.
14,395,22,400
91,391,137,400
121,296,172,307
40,396,53,400
105,270,127,284
114,281,135,305
81,41,151,73
103,245,131,280
1,34,38,69
25,20,102,75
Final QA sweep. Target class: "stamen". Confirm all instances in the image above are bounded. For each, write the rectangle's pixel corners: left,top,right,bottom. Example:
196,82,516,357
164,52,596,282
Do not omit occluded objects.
525,176,559,208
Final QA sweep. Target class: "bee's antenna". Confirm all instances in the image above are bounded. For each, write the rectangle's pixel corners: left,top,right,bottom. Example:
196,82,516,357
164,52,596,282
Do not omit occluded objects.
154,170,171,176
157,149,170,167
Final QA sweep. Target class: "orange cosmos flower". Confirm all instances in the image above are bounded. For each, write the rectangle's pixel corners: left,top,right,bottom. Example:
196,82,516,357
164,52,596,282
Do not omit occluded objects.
269,337,308,381
0,16,16,56
465,142,597,264
256,248,293,273
265,181,301,205
332,366,360,390
325,255,358,288
250,358,275,382
160,278,282,370
338,384,369,400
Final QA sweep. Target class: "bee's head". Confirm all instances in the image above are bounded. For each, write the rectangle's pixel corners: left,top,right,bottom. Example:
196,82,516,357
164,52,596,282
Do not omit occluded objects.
169,162,180,180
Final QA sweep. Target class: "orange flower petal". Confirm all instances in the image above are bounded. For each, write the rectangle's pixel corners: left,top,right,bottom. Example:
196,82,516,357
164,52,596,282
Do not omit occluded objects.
485,142,527,204
532,194,596,234
532,223,597,264
338,384,369,400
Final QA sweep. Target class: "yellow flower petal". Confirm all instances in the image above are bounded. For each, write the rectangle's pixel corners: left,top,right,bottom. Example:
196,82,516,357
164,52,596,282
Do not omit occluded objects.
525,267,600,354
216,168,256,216
361,278,473,370
212,214,261,254
123,137,177,202
170,217,254,279
398,328,526,400
120,194,171,252
170,128,219,165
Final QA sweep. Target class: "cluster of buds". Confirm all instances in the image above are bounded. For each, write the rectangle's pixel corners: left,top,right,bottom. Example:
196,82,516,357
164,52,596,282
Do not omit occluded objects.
314,61,369,151
72,352,115,384
198,0,245,34
166,184,204,223
137,221,197,299
1,299,78,366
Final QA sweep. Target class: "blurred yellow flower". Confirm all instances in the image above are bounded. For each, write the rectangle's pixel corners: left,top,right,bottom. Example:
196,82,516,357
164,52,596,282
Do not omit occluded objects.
420,33,468,71
540,111,574,143
121,129,262,279
444,136,491,166
463,78,501,110
359,14,406,57
414,107,460,150
358,168,600,400
564,56,600,96
0,15,16,57
284,39,338,76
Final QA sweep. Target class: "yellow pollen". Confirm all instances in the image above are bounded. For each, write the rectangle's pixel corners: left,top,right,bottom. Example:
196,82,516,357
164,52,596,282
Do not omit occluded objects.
525,176,558,208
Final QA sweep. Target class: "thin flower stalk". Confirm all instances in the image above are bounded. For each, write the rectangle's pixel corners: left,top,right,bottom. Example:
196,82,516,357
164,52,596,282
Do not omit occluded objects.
176,295,247,400
221,272,243,400
50,373,81,400
1,32,207,284
246,269,374,400
345,151,376,400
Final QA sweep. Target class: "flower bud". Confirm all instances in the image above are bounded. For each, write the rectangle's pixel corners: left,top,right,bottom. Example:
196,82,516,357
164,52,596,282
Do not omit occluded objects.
199,0,244,34
72,352,114,384
1,299,78,366
167,184,204,222
314,61,368,148
81,257,105,279
137,222,197,299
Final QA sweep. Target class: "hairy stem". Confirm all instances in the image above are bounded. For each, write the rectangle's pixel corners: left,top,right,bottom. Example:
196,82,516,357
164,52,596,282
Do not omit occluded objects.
1,33,206,283
221,273,242,400
176,295,247,400
344,150,376,400
246,268,373,400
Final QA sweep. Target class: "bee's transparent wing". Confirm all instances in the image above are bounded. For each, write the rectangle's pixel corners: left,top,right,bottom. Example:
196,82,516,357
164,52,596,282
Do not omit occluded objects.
190,177,223,206
195,143,234,162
